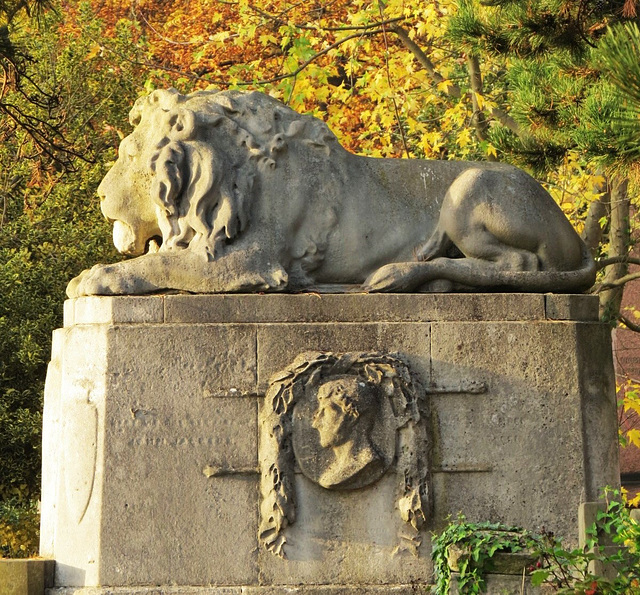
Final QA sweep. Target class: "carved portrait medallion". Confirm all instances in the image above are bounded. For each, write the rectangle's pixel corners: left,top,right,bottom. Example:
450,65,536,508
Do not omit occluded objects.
258,351,429,557
292,374,396,490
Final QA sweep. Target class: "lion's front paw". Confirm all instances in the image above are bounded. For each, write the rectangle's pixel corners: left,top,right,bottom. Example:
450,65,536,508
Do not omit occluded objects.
66,265,102,298
263,265,288,290
66,263,153,297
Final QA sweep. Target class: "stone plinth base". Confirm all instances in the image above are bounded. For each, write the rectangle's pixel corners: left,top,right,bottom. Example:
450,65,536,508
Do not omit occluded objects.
41,294,619,591
450,574,555,595
0,559,54,595
47,588,420,595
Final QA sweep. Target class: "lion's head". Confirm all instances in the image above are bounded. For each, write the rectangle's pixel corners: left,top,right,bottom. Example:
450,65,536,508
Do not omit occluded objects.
98,88,339,260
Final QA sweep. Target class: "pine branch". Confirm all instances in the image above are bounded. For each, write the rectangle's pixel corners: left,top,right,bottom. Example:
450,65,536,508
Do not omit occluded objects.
379,6,410,158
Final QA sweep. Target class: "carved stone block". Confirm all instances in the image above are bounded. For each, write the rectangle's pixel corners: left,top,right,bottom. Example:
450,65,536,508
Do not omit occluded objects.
41,294,618,593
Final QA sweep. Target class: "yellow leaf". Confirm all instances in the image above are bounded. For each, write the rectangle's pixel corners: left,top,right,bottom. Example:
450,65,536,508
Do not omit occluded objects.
259,34,277,46
626,428,640,449
456,128,472,148
84,43,102,61
437,79,454,94
486,144,498,159
210,31,231,43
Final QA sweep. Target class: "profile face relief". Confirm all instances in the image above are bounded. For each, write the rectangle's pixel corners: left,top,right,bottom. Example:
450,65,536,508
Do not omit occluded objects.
311,376,385,489
312,378,360,448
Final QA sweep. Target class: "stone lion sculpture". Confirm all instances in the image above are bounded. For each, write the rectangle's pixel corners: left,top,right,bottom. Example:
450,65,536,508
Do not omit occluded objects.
67,88,596,297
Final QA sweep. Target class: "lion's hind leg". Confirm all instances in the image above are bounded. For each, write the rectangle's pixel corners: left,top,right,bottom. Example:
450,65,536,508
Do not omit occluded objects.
455,227,540,272
414,225,453,262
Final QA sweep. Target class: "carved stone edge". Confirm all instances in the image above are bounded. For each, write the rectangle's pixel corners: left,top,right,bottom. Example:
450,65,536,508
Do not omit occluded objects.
46,586,425,594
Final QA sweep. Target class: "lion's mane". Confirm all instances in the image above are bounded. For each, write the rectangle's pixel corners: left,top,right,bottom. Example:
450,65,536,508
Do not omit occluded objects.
130,88,340,260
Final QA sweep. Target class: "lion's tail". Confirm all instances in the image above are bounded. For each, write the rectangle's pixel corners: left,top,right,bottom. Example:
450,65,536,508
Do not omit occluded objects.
364,244,597,294
423,245,597,293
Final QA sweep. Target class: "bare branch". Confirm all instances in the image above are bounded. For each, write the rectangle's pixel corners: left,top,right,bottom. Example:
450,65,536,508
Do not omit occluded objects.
597,256,640,269
619,314,640,333
467,55,491,147
378,5,410,158
486,105,527,138
594,271,640,292
390,25,461,98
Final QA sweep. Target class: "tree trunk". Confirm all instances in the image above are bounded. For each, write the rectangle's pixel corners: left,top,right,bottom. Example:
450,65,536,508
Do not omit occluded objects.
599,176,631,322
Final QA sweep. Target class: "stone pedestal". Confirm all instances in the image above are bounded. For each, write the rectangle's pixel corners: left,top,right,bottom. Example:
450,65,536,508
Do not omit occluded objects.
40,294,620,593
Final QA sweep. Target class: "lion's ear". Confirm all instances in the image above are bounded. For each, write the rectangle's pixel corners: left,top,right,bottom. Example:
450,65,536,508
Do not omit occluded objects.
167,109,196,141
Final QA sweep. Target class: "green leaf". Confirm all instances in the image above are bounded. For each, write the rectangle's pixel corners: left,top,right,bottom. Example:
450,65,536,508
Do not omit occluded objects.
530,569,550,586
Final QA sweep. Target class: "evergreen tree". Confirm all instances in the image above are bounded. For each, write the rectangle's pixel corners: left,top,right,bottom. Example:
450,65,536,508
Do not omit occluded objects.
448,0,640,322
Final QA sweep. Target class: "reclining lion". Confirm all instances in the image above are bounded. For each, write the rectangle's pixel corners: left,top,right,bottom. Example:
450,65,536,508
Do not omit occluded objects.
67,88,595,297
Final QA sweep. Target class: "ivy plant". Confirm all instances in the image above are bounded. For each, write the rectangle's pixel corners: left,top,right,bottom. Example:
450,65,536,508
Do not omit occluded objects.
431,489,640,594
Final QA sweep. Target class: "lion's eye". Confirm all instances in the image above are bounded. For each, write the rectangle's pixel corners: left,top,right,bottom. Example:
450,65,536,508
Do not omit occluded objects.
119,138,140,161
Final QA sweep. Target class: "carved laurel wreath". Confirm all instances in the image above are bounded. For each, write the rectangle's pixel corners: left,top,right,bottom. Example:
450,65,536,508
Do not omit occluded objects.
258,351,429,558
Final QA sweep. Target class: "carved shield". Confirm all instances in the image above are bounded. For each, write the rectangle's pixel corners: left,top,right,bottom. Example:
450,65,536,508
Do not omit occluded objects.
63,401,98,525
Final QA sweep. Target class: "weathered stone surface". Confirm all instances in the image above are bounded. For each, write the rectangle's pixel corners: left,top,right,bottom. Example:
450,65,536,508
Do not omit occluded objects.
106,324,258,398
0,559,54,595
66,89,595,298
46,587,421,594
71,295,164,325
447,546,538,575
41,320,260,587
41,325,109,587
164,293,546,324
41,294,619,590
429,320,617,543
63,294,558,326
258,474,430,586
256,322,431,392
576,324,620,500
100,476,258,586
449,572,555,594
545,294,599,321
578,501,626,581
46,589,241,595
